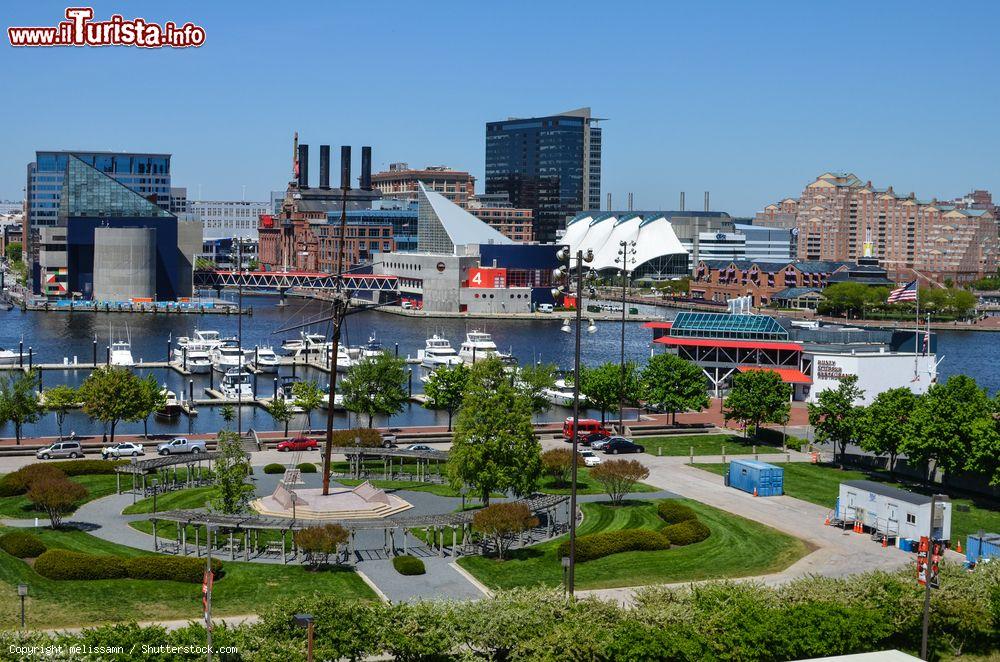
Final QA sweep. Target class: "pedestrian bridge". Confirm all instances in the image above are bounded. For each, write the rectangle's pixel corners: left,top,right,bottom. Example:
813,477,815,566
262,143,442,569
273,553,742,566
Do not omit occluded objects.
194,269,399,293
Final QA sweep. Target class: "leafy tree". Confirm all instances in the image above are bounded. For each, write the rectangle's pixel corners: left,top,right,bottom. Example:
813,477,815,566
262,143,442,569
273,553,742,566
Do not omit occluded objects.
448,358,541,504
580,361,640,424
291,380,324,431
965,409,1000,487
589,459,649,506
219,404,235,428
807,375,866,467
211,429,254,514
817,282,869,316
5,242,22,264
265,396,294,436
341,353,408,428
858,388,919,475
723,370,791,438
422,363,470,431
78,367,148,446
136,375,166,439
0,370,43,445
27,475,87,529
471,502,539,560
294,524,348,568
194,257,216,271
640,353,709,424
540,448,573,486
42,384,78,441
906,375,995,483
516,363,558,414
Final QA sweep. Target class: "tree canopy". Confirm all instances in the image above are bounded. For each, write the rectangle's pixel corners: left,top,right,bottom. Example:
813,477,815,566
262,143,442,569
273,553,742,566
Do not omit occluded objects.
422,363,470,431
211,429,254,515
640,354,709,424
265,396,294,436
291,380,325,431
516,363,558,414
580,361,640,424
858,388,919,475
0,371,42,445
447,358,541,504
807,375,866,467
42,384,78,441
340,353,408,428
78,366,150,445
723,370,791,437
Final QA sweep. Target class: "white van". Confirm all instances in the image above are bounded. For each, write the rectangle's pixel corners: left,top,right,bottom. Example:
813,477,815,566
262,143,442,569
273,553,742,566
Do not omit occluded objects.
538,303,554,313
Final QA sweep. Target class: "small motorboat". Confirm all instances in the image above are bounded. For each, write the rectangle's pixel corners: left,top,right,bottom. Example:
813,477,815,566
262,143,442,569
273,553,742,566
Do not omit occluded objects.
0,347,18,366
155,385,183,419
212,338,246,372
249,346,280,372
220,368,253,399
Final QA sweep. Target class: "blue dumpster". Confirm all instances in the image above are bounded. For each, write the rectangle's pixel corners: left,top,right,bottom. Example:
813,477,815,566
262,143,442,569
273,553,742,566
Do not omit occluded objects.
967,533,1000,563
727,459,784,497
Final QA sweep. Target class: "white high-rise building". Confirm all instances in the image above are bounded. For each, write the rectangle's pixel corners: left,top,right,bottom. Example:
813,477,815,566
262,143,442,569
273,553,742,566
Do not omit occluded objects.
189,200,270,240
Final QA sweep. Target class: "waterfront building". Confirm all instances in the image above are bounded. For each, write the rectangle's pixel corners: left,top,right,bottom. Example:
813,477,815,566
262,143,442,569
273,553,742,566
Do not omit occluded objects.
754,173,999,284
691,259,849,306
561,210,734,279
0,201,23,216
486,107,602,242
371,164,475,208
733,223,795,261
646,311,937,403
467,193,535,242
169,187,188,214
190,199,271,240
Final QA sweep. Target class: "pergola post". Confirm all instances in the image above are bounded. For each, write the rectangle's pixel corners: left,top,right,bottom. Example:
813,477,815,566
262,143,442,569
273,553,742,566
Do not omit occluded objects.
195,526,200,557
152,519,158,551
451,526,457,557
437,526,443,557
230,532,235,561
181,524,187,555
281,530,287,564
402,528,408,555
244,531,249,561
116,472,121,494
388,528,395,557
383,529,389,557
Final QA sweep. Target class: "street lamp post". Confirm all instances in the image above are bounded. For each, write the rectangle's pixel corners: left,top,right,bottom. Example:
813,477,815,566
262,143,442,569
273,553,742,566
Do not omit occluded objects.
236,237,244,439
17,583,27,629
615,240,637,429
552,248,595,597
293,613,315,662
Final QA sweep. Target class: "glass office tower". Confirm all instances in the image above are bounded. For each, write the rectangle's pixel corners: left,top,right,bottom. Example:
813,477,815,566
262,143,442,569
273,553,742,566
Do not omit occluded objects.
485,107,601,243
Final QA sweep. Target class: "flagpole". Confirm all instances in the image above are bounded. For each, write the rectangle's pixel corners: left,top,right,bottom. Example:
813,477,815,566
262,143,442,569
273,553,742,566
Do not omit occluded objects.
914,278,920,380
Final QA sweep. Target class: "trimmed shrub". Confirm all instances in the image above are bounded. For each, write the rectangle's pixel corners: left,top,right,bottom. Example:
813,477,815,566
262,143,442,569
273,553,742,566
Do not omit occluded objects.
0,464,67,497
557,529,670,563
48,459,124,476
124,556,223,583
392,555,426,576
34,549,223,582
657,500,697,525
662,519,711,546
331,428,385,448
0,531,47,558
263,463,286,474
34,550,127,580
297,462,317,473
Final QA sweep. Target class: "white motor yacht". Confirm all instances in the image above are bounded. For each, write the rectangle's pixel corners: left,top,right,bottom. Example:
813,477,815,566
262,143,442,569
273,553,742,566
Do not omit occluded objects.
326,344,354,372
172,339,213,374
109,327,134,366
220,368,253,399
418,335,463,368
249,346,280,372
359,334,386,359
155,385,183,419
212,339,246,372
458,330,512,364
281,332,329,356
542,378,578,408
0,348,18,366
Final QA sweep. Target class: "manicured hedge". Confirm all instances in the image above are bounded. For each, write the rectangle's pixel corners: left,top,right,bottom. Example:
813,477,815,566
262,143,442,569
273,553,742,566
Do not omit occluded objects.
662,519,711,546
392,555,426,576
263,463,286,474
557,529,670,563
657,500,697,525
0,464,66,497
0,531,47,558
331,428,385,448
47,459,125,477
34,549,223,582
297,463,317,473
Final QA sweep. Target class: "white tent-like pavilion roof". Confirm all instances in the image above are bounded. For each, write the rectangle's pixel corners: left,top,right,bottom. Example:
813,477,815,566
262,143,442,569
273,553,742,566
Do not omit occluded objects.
563,212,687,270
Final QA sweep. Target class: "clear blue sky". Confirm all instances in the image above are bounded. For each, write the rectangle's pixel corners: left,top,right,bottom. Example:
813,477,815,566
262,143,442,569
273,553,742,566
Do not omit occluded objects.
2,0,998,215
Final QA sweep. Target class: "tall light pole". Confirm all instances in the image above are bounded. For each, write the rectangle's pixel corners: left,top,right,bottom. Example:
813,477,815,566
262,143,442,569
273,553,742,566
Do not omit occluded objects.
615,240,637,429
553,247,595,596
236,237,244,438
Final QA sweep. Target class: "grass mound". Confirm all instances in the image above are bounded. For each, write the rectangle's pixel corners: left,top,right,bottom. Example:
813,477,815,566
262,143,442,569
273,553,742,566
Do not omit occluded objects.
392,555,426,576
0,531,47,558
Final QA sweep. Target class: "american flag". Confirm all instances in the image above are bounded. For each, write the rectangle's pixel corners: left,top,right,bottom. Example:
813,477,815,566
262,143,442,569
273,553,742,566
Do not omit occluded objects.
887,280,918,303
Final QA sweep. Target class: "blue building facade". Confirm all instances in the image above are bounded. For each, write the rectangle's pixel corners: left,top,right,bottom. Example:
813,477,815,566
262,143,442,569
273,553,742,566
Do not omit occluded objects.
478,243,566,305
327,199,419,253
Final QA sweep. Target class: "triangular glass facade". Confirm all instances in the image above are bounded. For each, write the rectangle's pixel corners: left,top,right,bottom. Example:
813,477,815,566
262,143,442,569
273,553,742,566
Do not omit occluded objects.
59,155,173,221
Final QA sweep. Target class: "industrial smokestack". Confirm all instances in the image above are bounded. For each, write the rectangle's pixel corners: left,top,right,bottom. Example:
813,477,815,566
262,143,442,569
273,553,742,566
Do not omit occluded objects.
297,144,309,188
340,146,352,190
606,192,611,211
319,145,330,189
704,191,710,212
679,191,685,211
628,192,633,212
361,146,372,190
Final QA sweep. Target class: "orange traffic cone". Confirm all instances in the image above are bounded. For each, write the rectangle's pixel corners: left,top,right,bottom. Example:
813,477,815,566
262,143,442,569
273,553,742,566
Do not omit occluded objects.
882,536,888,548
753,487,758,497
956,540,962,554
824,516,830,526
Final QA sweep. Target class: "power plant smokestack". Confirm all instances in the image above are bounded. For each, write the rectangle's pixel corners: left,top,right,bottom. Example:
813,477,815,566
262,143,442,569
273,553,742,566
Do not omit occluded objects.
360,146,372,190
340,146,352,190
627,192,633,212
606,192,611,211
297,144,309,188
679,191,685,211
704,191,710,212
319,145,330,189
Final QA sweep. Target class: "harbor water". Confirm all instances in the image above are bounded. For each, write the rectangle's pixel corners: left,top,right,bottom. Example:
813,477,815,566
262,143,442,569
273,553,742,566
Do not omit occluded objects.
0,295,995,440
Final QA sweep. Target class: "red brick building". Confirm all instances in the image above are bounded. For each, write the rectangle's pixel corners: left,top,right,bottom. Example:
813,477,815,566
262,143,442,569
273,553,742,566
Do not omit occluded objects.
257,214,394,272
371,164,475,208
690,259,851,306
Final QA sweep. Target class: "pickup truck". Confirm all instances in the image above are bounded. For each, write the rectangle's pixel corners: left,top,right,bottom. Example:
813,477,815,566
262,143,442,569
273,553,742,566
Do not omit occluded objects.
156,437,207,456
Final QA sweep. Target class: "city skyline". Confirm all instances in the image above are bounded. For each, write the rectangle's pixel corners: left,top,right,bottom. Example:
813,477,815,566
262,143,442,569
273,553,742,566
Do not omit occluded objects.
2,0,999,216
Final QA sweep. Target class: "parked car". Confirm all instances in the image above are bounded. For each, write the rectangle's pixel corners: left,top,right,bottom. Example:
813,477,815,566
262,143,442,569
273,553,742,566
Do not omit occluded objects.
276,437,318,452
156,437,207,455
36,441,83,460
537,303,554,313
404,444,433,452
380,433,398,448
562,417,610,441
580,432,610,447
579,450,601,467
101,442,143,459
591,435,625,451
603,438,645,454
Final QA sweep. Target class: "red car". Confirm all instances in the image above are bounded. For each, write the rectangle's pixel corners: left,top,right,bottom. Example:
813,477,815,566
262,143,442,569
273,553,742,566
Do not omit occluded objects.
276,437,318,452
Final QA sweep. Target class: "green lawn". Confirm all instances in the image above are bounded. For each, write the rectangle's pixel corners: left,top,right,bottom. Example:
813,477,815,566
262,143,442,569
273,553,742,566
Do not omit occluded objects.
693,462,1000,542
458,499,808,591
639,429,801,457
0,526,375,629
122,486,218,515
0,474,120,519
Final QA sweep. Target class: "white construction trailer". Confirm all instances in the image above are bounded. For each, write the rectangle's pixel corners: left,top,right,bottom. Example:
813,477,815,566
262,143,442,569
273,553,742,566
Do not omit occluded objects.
838,480,952,542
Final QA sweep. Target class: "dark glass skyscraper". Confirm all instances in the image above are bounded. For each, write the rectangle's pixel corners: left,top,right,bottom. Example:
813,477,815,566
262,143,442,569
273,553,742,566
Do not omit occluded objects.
485,107,602,243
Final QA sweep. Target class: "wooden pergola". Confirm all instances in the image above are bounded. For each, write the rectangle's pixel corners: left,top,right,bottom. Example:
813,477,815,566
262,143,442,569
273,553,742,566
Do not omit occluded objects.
148,493,570,564
327,446,450,484
114,452,222,501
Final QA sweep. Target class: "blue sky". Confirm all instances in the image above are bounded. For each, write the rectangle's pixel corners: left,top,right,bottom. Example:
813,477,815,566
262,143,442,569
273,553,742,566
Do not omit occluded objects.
2,1,998,215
